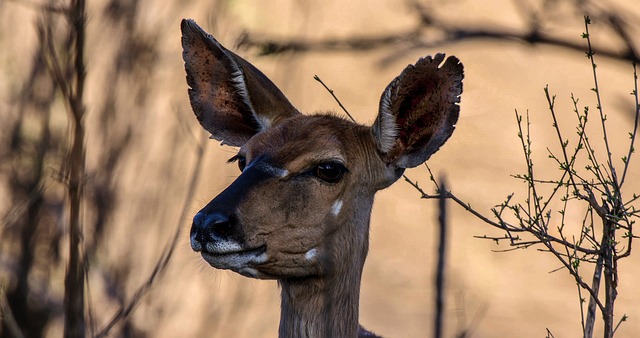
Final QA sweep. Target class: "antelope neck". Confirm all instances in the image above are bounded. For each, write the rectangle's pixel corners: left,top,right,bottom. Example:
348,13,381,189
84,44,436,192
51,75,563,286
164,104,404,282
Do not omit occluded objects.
279,264,364,338
278,203,372,338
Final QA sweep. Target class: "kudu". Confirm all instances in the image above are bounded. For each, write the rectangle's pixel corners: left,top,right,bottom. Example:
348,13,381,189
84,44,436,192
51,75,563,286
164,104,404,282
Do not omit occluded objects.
181,19,463,338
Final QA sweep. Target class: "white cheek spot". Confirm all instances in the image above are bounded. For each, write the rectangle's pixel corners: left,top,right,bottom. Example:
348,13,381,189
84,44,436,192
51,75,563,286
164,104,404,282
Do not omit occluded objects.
331,199,343,217
274,167,289,178
305,248,318,261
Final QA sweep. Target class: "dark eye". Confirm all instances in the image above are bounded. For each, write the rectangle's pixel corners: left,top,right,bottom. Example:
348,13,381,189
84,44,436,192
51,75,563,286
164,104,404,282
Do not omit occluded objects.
314,162,347,183
237,157,246,172
228,155,247,172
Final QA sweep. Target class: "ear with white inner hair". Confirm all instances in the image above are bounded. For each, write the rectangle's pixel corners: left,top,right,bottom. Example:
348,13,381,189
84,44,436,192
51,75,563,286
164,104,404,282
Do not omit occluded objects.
181,19,300,147
372,54,463,168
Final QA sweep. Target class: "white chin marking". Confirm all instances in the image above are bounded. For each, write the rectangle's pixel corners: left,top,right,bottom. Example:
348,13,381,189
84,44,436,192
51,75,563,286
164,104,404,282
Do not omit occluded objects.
239,267,259,277
204,240,242,254
331,199,343,216
305,248,317,261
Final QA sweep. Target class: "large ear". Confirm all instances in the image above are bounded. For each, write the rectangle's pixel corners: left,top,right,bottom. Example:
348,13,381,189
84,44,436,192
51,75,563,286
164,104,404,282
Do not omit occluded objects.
181,19,300,146
372,54,463,168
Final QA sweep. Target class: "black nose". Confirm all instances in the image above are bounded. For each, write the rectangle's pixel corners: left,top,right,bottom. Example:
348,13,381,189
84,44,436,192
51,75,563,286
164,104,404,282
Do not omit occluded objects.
191,211,234,251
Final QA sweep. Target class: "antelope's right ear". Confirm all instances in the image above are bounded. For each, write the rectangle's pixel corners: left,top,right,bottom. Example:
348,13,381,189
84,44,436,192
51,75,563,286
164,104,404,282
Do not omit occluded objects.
372,54,463,169
181,19,300,147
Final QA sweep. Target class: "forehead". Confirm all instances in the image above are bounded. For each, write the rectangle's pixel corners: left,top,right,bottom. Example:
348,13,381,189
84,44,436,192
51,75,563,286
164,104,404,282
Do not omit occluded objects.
242,114,369,166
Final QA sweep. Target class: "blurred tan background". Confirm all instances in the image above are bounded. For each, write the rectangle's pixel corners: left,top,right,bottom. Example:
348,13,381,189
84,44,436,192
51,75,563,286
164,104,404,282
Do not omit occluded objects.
1,0,639,337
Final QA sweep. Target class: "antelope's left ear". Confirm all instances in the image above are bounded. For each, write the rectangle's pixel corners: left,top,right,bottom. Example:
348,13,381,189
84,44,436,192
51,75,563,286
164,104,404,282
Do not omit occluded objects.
372,54,463,168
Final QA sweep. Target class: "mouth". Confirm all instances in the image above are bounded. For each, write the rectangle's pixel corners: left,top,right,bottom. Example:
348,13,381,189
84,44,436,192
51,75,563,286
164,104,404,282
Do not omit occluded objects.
200,245,267,272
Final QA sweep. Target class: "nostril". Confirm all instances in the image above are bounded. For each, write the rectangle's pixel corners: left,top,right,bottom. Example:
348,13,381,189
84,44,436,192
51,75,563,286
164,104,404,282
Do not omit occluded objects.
205,212,232,238
191,211,234,244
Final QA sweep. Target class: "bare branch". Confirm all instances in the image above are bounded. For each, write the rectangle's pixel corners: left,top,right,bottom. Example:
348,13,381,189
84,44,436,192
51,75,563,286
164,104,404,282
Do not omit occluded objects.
95,133,208,337
313,75,356,122
0,287,25,338
619,62,639,188
236,1,640,65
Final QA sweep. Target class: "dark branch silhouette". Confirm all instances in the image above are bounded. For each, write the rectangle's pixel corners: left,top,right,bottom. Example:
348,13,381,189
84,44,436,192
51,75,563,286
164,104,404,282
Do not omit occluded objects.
236,0,640,64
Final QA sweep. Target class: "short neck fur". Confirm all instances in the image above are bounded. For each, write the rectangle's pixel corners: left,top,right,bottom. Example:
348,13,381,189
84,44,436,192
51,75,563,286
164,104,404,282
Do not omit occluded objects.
278,197,373,338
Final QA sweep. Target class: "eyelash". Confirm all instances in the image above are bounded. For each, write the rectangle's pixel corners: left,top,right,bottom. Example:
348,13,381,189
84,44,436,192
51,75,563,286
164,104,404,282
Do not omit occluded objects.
228,155,247,172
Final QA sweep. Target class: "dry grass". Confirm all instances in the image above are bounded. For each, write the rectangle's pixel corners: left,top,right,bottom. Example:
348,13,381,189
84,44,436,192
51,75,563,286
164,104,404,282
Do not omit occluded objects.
0,0,638,337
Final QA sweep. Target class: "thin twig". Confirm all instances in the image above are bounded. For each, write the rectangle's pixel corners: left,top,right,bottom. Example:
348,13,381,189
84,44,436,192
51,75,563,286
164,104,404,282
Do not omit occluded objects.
57,0,87,336
619,62,639,188
238,3,640,65
313,75,356,122
584,16,616,197
613,314,628,335
434,177,448,338
95,133,208,337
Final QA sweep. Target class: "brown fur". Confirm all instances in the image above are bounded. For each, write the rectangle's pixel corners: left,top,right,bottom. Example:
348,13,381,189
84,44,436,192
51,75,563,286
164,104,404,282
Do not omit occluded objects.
181,19,463,338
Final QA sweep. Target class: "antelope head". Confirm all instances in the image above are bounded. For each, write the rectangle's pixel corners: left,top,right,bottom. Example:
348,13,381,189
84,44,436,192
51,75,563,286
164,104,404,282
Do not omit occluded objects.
181,19,463,338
